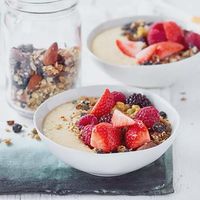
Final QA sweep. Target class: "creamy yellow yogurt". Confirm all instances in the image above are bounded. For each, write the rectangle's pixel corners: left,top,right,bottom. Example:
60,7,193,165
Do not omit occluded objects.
92,27,137,65
43,102,93,153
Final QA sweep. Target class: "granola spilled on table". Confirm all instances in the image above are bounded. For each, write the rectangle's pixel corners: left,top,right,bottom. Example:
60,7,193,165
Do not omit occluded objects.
9,42,80,111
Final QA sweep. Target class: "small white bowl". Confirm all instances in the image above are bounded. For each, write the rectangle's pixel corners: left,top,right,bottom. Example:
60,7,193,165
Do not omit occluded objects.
87,16,200,88
34,85,180,177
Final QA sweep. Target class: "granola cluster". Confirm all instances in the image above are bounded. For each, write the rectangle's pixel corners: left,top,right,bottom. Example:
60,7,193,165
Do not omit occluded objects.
9,43,80,110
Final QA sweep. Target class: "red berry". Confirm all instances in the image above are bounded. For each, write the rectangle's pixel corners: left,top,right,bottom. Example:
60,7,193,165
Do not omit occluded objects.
111,109,135,128
80,125,94,147
99,113,112,123
156,41,184,59
163,21,184,44
125,120,151,149
135,106,160,128
111,91,126,103
116,39,145,57
90,122,121,153
147,22,167,45
185,31,200,50
91,89,115,118
76,114,98,129
136,44,157,64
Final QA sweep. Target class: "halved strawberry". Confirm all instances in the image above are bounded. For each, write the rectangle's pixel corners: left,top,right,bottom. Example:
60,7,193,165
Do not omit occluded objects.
90,122,121,153
90,89,115,118
163,21,184,44
111,109,135,128
135,44,157,64
125,120,150,149
147,22,167,45
156,41,184,59
185,31,200,50
116,39,145,57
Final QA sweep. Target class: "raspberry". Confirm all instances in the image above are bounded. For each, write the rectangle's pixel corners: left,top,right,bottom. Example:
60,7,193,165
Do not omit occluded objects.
99,113,112,123
135,106,160,128
80,125,94,147
125,93,152,108
76,114,98,129
111,91,126,103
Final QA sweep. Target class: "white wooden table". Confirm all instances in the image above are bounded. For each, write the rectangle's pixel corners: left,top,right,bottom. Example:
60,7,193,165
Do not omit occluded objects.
1,0,200,199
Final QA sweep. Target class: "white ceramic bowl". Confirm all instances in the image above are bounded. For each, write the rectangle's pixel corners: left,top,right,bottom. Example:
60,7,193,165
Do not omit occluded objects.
34,85,180,177
87,16,200,88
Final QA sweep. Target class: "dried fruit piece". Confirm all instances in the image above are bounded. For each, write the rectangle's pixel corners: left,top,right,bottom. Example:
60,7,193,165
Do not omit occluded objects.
125,120,150,149
116,39,145,57
27,74,42,91
43,42,58,65
91,122,121,153
147,22,167,45
7,120,15,126
90,89,115,117
111,109,135,128
137,141,156,150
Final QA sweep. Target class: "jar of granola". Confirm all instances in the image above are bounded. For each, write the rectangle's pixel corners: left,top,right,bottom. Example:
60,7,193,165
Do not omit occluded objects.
2,0,81,117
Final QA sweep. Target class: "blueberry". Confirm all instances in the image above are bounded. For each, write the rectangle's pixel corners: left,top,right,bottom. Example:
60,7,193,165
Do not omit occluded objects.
159,111,167,119
152,122,166,133
12,123,22,133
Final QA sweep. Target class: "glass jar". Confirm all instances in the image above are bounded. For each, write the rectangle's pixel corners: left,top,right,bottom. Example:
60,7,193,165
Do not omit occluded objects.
2,0,81,118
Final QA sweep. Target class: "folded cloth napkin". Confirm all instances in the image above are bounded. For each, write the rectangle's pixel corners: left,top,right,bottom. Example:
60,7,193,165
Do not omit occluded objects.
0,126,174,195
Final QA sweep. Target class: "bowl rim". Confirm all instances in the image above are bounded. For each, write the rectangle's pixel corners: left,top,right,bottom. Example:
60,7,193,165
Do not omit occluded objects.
87,15,200,69
33,85,180,157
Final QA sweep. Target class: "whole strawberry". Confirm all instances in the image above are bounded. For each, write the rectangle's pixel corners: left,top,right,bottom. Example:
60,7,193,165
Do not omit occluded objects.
91,89,115,117
80,125,94,147
125,120,151,149
135,106,160,128
90,122,121,153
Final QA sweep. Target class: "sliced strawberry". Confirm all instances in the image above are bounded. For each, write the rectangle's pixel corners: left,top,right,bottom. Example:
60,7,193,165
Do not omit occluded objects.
90,89,115,118
156,41,184,59
147,22,167,45
185,31,200,50
135,44,157,64
163,21,184,44
90,122,121,153
116,39,145,57
125,120,151,149
111,109,135,128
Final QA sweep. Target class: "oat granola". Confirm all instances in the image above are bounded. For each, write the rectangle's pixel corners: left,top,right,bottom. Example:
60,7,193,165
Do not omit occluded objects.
9,42,80,111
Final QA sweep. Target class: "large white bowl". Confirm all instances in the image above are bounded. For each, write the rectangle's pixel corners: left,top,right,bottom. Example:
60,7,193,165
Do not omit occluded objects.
87,16,200,88
34,85,180,177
